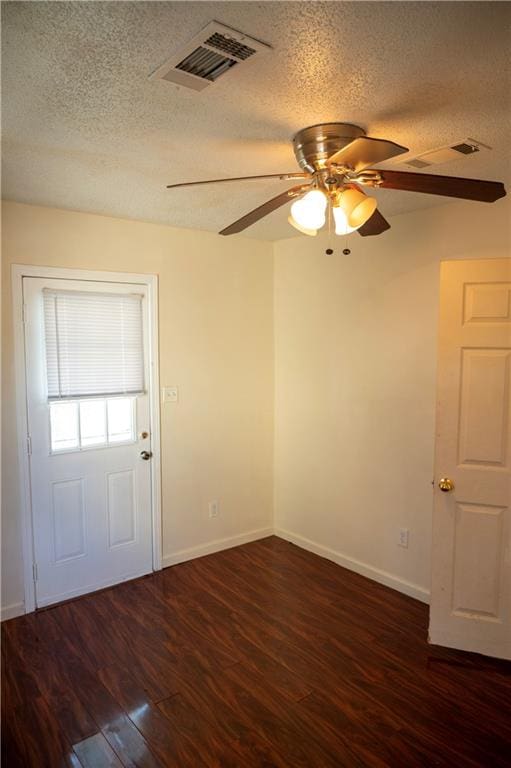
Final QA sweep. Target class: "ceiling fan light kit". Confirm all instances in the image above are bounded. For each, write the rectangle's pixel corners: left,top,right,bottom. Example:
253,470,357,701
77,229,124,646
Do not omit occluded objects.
167,122,506,240
332,204,358,236
290,188,327,231
337,187,378,229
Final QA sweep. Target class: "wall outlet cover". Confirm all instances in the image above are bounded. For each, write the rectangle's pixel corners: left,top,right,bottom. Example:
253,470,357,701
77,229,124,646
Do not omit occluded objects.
398,528,409,548
208,501,219,518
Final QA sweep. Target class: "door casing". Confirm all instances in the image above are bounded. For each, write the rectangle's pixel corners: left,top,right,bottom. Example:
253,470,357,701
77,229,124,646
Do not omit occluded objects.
11,264,162,614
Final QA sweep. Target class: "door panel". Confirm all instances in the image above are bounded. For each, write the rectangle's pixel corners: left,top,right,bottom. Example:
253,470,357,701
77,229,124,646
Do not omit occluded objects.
23,277,154,607
463,282,511,323
52,478,87,563
458,349,510,466
429,258,511,659
452,503,505,618
107,470,137,548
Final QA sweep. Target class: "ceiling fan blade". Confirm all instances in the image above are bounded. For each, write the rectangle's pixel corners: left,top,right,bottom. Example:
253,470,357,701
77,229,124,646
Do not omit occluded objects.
167,172,310,190
327,137,408,173
357,209,391,237
377,170,506,202
219,185,311,236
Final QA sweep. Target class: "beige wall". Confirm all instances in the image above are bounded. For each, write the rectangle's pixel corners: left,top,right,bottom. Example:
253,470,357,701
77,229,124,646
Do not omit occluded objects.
1,201,274,614
2,196,510,616
273,197,511,600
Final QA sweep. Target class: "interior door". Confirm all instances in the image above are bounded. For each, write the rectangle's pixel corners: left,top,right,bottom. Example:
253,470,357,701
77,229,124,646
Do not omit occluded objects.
23,276,154,608
429,258,511,660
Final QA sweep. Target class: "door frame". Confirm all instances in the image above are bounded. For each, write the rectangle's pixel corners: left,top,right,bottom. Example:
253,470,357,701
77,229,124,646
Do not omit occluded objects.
12,264,162,614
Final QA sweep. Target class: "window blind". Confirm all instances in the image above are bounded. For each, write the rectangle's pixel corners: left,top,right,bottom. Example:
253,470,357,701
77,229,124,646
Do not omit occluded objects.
43,289,145,400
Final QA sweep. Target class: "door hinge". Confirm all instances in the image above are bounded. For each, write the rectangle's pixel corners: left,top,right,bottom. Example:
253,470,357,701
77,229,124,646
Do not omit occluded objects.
26,435,32,455
32,563,38,582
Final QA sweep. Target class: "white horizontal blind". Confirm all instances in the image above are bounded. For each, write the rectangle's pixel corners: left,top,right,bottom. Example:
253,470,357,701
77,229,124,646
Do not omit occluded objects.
43,289,145,399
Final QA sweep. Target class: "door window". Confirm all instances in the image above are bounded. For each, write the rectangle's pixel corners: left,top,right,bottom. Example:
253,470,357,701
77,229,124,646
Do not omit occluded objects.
49,396,135,453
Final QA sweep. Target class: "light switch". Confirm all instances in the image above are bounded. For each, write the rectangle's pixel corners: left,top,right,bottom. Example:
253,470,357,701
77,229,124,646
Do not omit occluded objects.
162,386,178,403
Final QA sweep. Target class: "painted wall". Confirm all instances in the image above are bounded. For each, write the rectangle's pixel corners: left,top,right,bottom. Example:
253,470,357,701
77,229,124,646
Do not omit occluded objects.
1,201,274,616
273,197,511,601
2,196,510,617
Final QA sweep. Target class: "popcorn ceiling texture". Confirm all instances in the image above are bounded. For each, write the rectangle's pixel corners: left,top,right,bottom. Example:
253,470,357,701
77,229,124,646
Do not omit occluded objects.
2,1,510,241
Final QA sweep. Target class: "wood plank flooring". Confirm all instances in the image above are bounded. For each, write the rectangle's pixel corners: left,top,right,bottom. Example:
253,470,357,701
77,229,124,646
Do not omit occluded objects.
2,536,511,767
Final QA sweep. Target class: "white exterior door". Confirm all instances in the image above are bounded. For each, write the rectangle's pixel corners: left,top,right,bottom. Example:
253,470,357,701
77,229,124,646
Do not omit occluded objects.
429,258,511,660
23,276,155,607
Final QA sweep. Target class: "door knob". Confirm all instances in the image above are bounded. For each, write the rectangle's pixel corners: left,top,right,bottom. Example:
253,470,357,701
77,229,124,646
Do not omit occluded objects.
140,451,153,461
438,477,454,493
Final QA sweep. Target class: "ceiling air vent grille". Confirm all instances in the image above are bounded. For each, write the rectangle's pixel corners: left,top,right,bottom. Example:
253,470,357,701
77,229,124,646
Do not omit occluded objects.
175,47,238,82
401,139,490,169
204,33,257,61
451,142,480,155
150,21,271,92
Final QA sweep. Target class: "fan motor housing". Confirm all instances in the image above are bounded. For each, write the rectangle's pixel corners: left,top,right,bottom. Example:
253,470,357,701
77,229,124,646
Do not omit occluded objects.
293,123,366,173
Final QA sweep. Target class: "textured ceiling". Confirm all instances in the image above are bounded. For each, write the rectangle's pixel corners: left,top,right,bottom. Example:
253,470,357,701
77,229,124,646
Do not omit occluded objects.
2,1,510,241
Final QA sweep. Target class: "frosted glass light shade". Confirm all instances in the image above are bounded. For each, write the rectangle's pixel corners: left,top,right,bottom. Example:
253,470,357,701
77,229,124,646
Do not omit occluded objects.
290,189,327,230
332,206,358,236
288,216,317,236
339,188,377,228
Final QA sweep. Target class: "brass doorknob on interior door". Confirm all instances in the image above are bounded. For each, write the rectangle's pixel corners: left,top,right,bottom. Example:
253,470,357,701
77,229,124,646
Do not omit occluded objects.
438,477,455,493
140,451,153,461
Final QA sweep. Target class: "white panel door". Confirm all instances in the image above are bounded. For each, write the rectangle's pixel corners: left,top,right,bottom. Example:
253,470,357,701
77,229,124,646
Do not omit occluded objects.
429,258,511,659
24,277,154,607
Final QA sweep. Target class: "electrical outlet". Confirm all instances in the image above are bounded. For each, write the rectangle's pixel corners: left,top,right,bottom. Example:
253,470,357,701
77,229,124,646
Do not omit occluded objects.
398,528,409,548
208,501,219,519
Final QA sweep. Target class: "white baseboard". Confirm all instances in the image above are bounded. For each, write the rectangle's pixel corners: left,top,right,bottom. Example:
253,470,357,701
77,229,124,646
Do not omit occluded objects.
1,602,25,621
162,527,274,568
2,528,427,617
274,527,430,604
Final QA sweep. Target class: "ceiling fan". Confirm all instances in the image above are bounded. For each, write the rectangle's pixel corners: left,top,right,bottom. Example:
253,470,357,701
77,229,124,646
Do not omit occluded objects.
166,123,506,237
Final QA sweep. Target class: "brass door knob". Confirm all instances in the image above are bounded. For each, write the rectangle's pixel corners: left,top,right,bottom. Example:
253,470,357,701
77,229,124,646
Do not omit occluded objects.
140,451,153,461
438,477,455,493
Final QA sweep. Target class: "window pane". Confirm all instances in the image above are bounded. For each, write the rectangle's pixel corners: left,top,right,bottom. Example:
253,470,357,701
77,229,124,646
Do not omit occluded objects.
80,400,107,447
50,402,79,451
107,398,134,443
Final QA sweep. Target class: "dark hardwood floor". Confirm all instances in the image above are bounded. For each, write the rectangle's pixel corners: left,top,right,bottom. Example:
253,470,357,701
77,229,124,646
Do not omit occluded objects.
2,536,511,767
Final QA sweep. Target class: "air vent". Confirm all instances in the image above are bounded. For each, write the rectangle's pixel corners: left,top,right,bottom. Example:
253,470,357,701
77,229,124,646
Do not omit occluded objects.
204,33,256,61
150,21,271,92
175,47,238,82
401,139,490,169
451,142,480,155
